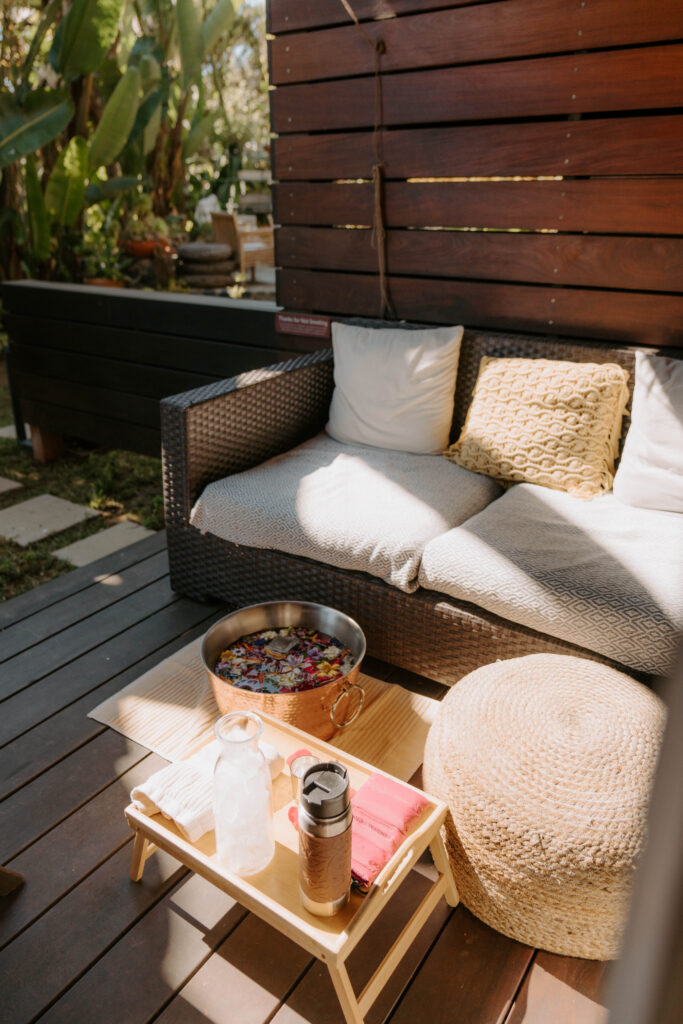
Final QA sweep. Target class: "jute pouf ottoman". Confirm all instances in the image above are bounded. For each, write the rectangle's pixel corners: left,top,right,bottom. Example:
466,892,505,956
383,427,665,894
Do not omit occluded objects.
423,653,666,959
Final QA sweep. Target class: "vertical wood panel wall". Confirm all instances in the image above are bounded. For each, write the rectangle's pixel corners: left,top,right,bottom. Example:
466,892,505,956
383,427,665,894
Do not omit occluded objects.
268,0,683,346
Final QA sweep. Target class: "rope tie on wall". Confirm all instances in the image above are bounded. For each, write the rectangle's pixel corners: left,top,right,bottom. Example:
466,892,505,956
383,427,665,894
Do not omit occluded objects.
339,0,396,319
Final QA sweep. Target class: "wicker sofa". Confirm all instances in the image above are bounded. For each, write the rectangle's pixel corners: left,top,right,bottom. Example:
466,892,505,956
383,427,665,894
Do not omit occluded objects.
161,327,681,687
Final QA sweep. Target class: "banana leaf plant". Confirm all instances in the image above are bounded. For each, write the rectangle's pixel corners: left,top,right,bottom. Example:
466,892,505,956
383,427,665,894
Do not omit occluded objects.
0,0,127,171
0,0,144,278
0,0,245,280
118,0,244,216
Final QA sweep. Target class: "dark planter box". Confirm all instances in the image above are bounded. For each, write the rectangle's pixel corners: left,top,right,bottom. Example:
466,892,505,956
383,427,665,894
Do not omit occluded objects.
1,281,325,457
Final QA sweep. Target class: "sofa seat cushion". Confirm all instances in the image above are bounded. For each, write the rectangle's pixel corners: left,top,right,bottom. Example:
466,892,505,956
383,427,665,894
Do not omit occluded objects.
190,432,502,594
418,482,683,675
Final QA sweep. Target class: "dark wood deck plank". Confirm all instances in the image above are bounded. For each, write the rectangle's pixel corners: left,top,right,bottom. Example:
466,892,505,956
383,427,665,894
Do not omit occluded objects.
0,576,179,701
154,913,313,1024
0,536,609,1024
505,950,610,1024
0,753,166,948
0,530,167,628
388,905,535,1024
0,597,219,746
0,845,186,1024
0,549,169,663
37,874,248,1024
0,611,219,800
0,730,150,862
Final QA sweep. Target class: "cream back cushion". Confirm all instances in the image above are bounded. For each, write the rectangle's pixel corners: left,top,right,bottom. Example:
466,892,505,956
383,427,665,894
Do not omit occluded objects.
612,351,683,513
326,321,463,453
446,357,630,499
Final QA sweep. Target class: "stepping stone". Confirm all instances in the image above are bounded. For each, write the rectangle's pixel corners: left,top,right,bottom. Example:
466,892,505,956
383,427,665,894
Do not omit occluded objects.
0,494,99,547
53,521,156,566
0,476,22,494
0,423,30,440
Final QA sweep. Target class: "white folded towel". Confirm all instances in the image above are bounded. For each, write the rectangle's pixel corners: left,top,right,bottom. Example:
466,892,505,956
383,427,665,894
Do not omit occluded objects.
130,739,284,843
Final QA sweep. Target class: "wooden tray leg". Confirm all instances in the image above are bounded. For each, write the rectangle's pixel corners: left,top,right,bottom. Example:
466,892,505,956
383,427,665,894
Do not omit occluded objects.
329,869,455,1023
355,873,451,1020
328,961,365,1024
429,834,459,907
130,833,151,882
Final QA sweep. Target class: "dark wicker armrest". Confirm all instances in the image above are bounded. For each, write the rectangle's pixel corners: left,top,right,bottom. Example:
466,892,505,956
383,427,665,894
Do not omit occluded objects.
161,348,334,523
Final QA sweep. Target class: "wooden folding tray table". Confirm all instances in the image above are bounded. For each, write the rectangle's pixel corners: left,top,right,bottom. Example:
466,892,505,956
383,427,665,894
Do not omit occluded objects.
125,710,459,1024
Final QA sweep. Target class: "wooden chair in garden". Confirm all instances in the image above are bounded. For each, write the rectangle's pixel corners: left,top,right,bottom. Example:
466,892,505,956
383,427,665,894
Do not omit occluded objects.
211,212,275,279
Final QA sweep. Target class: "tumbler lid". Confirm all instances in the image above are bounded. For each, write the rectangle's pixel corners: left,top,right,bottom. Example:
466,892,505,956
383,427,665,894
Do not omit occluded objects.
300,762,349,819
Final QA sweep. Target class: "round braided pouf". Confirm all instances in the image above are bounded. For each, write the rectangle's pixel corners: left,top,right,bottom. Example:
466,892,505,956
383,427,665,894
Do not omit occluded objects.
423,654,666,959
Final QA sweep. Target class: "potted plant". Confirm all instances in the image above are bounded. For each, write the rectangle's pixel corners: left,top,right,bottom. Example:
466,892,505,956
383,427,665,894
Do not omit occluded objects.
75,201,127,287
120,195,173,258
80,238,126,287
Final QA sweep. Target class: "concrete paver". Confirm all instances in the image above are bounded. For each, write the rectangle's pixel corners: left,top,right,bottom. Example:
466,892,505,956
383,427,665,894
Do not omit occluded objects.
53,521,156,567
0,424,30,440
0,476,22,495
0,494,99,547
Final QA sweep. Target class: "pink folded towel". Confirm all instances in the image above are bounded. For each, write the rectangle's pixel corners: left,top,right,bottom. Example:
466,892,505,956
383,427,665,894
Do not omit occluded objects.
351,774,429,890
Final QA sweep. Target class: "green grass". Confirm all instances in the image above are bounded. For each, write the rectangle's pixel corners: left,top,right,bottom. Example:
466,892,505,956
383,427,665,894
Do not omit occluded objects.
0,356,165,602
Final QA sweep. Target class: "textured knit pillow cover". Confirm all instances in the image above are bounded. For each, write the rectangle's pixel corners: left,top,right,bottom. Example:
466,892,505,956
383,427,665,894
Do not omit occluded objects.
612,351,683,513
326,321,463,453
445,357,630,499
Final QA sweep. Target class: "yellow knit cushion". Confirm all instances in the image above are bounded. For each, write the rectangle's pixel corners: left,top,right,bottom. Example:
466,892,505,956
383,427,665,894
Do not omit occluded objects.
446,357,630,499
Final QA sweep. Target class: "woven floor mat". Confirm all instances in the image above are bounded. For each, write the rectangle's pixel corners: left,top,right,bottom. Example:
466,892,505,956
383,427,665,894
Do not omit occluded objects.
89,636,440,781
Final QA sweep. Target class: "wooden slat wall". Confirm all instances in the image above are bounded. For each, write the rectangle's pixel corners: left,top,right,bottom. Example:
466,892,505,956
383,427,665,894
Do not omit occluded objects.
270,1,683,84
269,0,683,345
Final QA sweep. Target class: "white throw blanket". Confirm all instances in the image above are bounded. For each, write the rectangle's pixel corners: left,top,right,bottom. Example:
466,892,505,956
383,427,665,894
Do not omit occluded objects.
130,739,284,842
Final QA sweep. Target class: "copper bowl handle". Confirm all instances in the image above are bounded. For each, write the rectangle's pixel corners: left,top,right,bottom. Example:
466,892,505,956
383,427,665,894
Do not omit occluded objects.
330,683,365,729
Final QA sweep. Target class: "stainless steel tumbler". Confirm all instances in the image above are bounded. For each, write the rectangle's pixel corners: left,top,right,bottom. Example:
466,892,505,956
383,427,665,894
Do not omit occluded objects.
298,761,352,916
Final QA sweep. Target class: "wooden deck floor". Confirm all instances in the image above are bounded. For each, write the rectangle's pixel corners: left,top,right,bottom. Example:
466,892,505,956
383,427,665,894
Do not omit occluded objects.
0,533,611,1023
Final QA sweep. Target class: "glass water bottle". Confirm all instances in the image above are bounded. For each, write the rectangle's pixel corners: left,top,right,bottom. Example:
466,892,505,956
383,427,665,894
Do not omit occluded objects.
213,711,274,876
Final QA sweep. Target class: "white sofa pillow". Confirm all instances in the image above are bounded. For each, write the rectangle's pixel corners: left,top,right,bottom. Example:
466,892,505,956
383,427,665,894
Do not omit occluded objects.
326,321,463,453
613,351,683,513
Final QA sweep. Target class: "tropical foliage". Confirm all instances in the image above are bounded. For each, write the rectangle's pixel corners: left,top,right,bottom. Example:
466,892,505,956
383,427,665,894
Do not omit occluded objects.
0,0,269,282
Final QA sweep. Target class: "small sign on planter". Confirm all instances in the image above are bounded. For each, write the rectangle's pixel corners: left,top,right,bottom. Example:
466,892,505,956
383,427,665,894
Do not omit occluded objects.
275,312,331,339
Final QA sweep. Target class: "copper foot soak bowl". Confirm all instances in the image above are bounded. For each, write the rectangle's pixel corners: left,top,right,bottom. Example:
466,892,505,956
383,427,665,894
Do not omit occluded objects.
201,601,367,740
